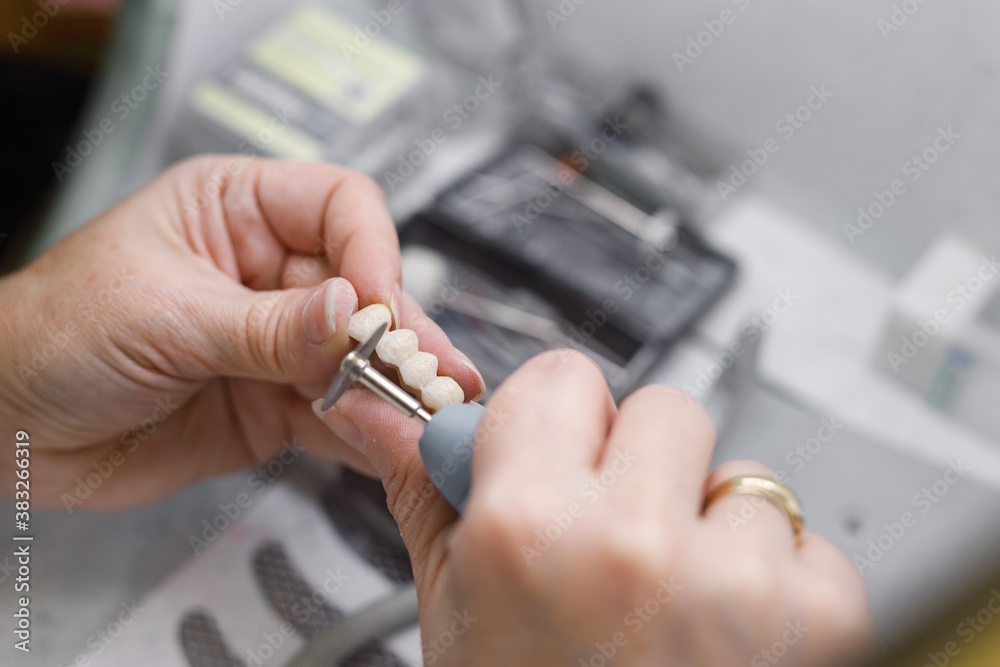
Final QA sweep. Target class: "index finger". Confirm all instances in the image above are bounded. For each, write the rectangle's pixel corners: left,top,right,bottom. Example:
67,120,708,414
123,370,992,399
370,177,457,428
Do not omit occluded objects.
192,157,402,321
469,350,617,509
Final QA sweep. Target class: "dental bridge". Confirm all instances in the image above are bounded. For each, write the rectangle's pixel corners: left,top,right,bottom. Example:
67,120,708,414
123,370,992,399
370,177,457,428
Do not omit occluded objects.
322,318,483,513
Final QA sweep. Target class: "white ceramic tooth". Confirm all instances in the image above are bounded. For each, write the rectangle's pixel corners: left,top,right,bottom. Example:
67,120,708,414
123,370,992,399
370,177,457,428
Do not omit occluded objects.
421,376,464,412
398,351,438,392
347,304,392,342
375,329,419,368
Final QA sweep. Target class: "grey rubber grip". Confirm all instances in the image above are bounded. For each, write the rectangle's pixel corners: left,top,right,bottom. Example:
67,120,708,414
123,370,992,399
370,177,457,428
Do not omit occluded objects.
418,402,485,513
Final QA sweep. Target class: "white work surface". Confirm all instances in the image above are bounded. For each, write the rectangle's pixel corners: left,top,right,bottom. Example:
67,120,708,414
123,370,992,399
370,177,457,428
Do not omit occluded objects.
669,197,1000,486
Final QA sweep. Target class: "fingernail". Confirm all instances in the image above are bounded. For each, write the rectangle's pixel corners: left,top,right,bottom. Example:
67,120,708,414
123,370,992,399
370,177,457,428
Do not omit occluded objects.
303,279,357,345
311,398,366,453
389,283,403,329
457,351,486,401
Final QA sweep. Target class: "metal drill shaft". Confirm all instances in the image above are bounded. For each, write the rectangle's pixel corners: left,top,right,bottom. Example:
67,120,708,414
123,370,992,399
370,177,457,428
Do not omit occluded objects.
321,323,432,424
355,361,432,424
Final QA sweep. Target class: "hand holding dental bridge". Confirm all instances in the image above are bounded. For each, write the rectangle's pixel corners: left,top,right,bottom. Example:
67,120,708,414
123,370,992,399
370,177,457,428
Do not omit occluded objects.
0,156,875,666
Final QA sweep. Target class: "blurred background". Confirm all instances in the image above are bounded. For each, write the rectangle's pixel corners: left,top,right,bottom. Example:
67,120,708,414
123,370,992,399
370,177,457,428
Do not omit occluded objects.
3,1,1000,665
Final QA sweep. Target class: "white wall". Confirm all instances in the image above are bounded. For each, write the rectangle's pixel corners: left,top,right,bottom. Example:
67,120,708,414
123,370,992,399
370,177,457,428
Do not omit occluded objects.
532,0,1000,277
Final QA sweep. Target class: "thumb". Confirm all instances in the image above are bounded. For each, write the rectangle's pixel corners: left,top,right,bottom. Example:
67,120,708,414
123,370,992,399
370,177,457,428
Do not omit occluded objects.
201,277,359,385
313,390,458,577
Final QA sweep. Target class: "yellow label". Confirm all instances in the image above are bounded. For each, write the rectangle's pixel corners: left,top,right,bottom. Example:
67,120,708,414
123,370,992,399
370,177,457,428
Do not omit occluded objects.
191,82,323,161
249,7,423,124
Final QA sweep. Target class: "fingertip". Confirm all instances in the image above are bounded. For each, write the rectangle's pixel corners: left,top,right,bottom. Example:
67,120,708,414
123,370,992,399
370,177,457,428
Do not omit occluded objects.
328,388,425,476
471,347,616,480
301,277,358,347
330,277,359,341
457,352,487,402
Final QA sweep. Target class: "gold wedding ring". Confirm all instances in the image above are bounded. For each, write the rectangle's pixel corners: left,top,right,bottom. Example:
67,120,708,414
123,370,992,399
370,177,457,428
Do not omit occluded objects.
703,476,804,541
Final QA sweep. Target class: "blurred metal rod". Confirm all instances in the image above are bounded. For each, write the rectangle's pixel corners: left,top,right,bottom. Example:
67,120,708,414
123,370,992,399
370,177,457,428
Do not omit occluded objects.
285,585,419,667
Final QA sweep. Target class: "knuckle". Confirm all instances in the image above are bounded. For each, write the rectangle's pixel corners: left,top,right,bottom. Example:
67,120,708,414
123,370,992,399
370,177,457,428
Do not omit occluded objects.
593,518,676,604
344,171,385,200
242,295,285,373
382,458,432,528
462,491,546,574
175,153,246,183
530,348,606,381
805,577,873,644
626,384,690,408
172,153,218,176
625,385,715,437
708,551,784,624
467,491,530,548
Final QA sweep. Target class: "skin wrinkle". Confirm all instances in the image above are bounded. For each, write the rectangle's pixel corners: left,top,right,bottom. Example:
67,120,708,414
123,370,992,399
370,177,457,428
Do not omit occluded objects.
242,296,273,377
184,161,245,286
222,379,258,472
185,170,243,282
112,287,202,382
590,398,619,470
321,178,362,279
240,164,288,289
196,158,246,275
177,174,219,268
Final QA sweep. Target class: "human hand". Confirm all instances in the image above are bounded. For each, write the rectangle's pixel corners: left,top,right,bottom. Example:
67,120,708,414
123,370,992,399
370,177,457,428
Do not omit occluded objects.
0,156,483,510
320,350,875,666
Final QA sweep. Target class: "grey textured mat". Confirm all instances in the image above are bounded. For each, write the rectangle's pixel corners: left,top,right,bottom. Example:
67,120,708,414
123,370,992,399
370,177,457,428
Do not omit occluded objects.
251,541,408,667
179,611,245,667
321,470,413,584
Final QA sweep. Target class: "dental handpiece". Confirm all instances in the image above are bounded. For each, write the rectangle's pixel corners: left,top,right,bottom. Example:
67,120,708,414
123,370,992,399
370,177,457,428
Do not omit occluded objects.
321,323,482,513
